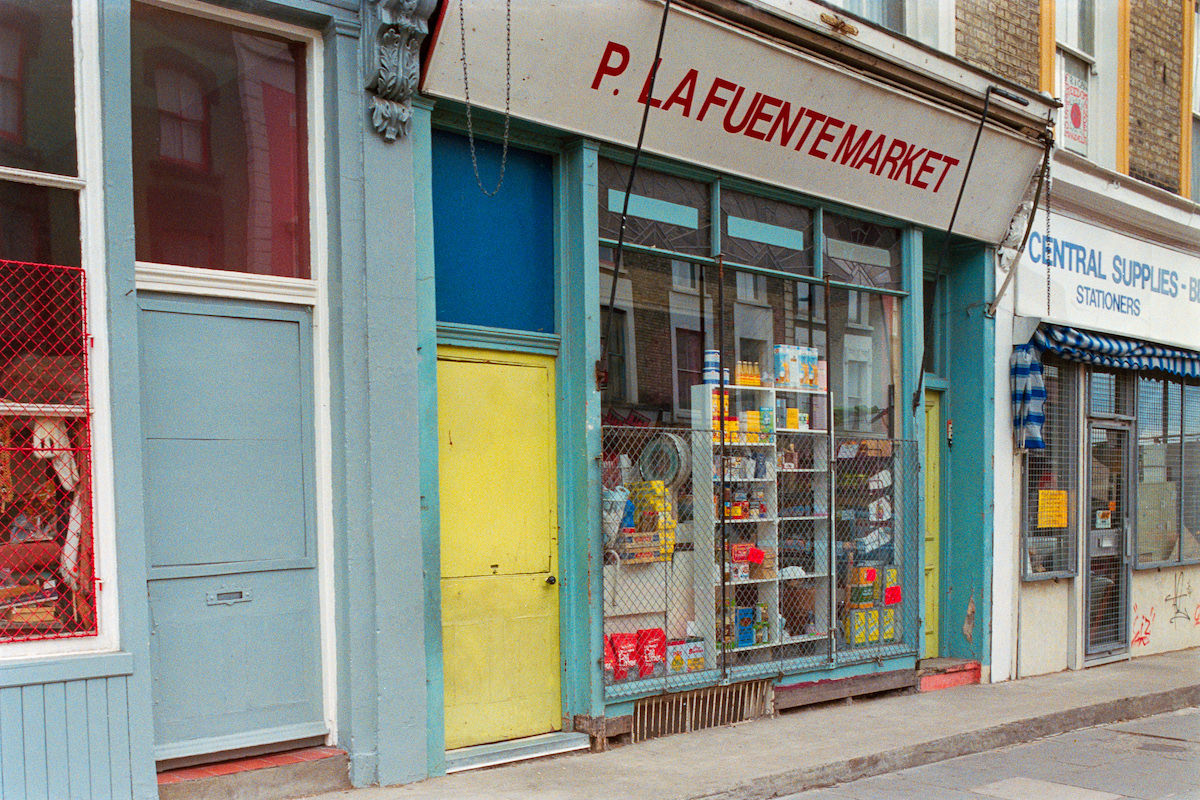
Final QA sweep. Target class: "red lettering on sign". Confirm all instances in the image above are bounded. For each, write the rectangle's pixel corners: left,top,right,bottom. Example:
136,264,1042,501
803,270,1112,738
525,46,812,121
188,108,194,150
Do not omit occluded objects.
638,58,664,108
767,101,807,147
933,154,960,192
832,124,873,165
808,115,845,159
696,77,738,122
725,90,762,134
912,149,940,189
853,133,887,173
661,68,699,117
745,93,783,141
893,143,929,184
792,109,827,152
591,41,631,91
876,138,908,177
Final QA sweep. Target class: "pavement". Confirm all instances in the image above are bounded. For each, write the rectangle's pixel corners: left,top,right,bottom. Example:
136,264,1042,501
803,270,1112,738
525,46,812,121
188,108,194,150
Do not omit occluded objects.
783,707,1200,799
303,648,1200,800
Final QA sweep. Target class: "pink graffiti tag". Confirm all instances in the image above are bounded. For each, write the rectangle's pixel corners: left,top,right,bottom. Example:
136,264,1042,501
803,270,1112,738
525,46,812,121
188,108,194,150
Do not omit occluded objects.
1194,604,1200,628
1132,604,1155,647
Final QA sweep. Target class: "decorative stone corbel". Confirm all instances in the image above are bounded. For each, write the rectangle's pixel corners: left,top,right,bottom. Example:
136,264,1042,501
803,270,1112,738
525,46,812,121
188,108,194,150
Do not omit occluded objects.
364,0,438,141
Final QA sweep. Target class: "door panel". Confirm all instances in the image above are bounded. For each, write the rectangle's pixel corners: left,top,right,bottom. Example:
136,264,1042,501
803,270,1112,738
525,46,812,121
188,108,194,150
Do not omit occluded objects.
923,392,941,659
1086,424,1130,656
438,348,560,750
140,298,323,759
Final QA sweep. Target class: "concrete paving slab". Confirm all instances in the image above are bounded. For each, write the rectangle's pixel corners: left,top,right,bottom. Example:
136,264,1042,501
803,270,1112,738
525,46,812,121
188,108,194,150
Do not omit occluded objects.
971,777,1123,800
1110,709,1200,744
299,648,1200,800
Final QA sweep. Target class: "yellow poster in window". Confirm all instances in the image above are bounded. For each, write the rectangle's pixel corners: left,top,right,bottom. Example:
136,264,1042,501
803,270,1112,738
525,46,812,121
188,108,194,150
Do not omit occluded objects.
1037,489,1068,528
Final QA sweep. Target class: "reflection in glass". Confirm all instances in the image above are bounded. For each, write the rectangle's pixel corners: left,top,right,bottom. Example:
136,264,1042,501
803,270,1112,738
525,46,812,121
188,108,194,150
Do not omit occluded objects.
0,1,77,176
598,158,711,257
1183,384,1200,560
721,189,812,275
0,179,80,267
131,3,309,278
1136,377,1181,563
823,213,901,290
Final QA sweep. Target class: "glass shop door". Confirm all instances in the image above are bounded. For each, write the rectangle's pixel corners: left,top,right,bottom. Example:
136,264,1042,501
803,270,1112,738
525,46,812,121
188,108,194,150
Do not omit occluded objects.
1085,423,1131,657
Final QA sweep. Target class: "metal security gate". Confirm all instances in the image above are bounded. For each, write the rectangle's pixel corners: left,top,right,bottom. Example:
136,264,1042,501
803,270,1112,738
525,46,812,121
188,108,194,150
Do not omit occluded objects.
1085,421,1131,657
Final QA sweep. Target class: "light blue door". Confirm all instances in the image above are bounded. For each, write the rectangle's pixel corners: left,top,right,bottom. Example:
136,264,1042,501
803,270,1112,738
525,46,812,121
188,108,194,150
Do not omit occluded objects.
139,296,324,761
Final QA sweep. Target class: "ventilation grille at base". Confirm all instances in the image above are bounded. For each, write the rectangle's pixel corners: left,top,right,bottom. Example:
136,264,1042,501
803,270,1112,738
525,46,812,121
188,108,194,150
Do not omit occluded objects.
632,679,772,743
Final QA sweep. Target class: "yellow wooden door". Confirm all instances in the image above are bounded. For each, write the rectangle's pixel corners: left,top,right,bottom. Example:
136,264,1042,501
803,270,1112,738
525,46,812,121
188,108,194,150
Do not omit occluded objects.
437,347,560,751
923,391,941,659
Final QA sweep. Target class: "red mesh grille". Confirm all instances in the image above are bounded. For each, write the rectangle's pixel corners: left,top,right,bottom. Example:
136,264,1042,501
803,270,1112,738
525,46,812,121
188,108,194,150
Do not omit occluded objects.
0,260,95,642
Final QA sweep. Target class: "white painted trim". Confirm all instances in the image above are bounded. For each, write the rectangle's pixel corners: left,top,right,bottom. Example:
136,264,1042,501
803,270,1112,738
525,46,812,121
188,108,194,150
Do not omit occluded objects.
0,0,120,662
135,1,338,745
0,165,86,190
135,262,318,306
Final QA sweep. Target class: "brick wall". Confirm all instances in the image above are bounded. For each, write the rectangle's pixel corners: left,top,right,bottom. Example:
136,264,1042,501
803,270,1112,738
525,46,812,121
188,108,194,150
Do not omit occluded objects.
1128,0,1183,193
955,0,1041,90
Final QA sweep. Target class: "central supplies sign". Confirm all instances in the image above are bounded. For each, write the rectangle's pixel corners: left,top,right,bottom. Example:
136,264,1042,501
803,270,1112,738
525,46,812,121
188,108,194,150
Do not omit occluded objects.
422,0,1045,244
1016,210,1200,352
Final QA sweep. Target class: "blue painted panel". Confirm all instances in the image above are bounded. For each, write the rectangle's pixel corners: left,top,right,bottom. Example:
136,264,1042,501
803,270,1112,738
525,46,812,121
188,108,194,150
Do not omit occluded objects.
106,678,131,800
64,680,89,800
727,215,805,250
143,438,306,567
43,683,68,800
21,685,46,799
1,687,23,798
85,679,112,800
432,129,555,333
148,570,322,749
607,189,698,229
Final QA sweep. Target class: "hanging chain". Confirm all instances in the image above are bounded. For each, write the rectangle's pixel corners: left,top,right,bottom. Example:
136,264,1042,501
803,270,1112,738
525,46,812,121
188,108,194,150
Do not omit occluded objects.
1044,153,1052,317
459,0,512,197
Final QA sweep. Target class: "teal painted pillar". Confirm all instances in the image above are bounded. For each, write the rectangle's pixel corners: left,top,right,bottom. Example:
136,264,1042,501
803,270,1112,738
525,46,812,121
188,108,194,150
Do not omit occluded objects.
942,243,996,663
557,140,604,719
98,2,159,797
412,97,447,777
327,17,431,785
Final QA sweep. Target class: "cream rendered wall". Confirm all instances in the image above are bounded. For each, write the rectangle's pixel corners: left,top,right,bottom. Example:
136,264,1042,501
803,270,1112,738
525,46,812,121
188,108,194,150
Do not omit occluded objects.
1016,578,1074,677
1128,563,1200,656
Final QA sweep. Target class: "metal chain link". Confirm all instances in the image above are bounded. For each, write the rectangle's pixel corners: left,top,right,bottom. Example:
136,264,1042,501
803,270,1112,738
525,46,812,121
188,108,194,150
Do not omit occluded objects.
459,0,512,197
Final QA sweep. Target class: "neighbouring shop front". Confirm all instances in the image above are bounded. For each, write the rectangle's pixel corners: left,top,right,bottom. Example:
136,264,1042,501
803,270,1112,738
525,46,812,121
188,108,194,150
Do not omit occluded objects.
420,0,1051,759
1011,202,1200,677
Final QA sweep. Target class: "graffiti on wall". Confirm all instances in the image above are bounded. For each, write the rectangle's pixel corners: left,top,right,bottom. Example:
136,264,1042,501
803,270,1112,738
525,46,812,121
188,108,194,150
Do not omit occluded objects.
1131,604,1155,647
1165,571,1196,626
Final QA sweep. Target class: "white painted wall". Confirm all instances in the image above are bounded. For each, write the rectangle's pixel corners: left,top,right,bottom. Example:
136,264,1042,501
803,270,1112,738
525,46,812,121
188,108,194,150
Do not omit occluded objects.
1128,564,1200,656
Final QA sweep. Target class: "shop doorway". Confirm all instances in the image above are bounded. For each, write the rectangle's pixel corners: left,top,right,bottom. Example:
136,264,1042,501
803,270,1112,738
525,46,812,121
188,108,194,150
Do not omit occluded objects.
1085,423,1131,657
923,390,942,658
437,347,561,751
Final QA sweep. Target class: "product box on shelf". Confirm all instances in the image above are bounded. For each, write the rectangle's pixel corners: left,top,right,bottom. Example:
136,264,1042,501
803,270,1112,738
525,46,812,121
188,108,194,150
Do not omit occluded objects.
843,608,880,646
735,607,756,647
666,637,707,674
880,608,896,641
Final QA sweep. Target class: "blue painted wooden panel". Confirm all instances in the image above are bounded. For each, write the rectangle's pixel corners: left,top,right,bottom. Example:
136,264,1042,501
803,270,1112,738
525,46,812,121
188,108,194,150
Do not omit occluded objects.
0,675,133,800
432,129,555,333
148,570,322,750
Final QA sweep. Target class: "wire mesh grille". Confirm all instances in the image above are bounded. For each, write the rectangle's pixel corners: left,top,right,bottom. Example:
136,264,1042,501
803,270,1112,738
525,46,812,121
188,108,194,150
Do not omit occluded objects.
0,260,95,642
631,679,772,743
1023,357,1078,579
601,418,920,692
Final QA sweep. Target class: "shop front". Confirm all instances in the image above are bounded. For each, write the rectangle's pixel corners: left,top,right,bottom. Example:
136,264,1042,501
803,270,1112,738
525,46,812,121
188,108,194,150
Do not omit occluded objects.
420,0,1052,759
1008,179,1200,677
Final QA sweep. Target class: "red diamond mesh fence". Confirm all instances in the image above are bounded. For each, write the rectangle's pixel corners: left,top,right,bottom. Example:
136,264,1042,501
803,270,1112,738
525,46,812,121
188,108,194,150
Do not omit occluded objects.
0,260,95,642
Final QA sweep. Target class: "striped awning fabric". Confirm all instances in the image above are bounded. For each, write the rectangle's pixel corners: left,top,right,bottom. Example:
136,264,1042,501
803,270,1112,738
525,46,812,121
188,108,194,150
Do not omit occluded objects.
1010,343,1046,450
1032,325,1200,378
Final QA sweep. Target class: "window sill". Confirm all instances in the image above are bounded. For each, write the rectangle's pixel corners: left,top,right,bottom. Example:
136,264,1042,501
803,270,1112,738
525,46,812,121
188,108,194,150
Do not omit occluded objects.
136,261,317,305
0,649,132,688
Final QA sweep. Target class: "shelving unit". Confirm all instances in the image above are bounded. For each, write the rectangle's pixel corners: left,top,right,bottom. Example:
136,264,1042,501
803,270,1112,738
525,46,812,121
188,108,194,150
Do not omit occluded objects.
691,381,835,664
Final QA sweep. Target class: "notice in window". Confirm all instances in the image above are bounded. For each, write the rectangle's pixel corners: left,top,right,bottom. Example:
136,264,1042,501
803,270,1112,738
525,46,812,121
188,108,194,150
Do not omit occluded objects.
1063,72,1088,150
1037,489,1068,528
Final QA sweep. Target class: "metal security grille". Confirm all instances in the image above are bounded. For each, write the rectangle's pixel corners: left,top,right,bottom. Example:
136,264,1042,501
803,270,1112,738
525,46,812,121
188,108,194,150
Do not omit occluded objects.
631,679,772,742
0,260,95,642
832,437,919,662
1022,357,1078,579
601,419,921,690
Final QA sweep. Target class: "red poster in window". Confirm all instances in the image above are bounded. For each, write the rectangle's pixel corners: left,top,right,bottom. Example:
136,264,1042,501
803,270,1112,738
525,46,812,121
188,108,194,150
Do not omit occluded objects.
1063,73,1088,148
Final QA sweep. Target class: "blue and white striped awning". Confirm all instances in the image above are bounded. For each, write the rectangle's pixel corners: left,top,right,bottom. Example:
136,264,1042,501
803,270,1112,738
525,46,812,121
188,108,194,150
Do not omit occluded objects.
1032,325,1200,378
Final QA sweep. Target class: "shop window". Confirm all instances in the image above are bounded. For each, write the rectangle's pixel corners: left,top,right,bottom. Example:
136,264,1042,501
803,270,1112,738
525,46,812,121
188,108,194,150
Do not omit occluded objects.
736,271,767,302
432,130,554,333
1089,369,1132,418
1056,0,1094,158
1023,358,1079,579
671,259,700,291
600,306,628,405
720,189,812,275
0,1,77,175
131,3,309,278
674,328,703,412
1134,375,1200,567
153,65,207,169
1192,4,1200,202
599,158,711,257
826,288,901,437
823,213,902,291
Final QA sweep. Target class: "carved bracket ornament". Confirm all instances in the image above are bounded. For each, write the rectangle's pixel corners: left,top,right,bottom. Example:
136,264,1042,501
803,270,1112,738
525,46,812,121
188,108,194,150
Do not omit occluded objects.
364,0,438,141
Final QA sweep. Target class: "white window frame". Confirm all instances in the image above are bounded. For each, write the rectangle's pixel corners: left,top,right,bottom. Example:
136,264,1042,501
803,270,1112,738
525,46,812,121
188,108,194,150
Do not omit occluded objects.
128,0,337,743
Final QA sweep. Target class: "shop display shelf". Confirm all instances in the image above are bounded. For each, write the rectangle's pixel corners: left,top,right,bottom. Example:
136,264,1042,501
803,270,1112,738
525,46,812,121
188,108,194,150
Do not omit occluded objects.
781,632,828,644
777,467,824,474
714,576,776,586
720,639,777,653
777,428,829,435
778,515,830,521
723,516,776,523
774,386,824,394
778,572,830,580
713,476,773,483
0,400,87,418
716,440,776,447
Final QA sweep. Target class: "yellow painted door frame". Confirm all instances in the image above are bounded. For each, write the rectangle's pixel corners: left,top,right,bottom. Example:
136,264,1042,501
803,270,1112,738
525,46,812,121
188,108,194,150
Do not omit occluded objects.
437,346,561,750
923,390,942,659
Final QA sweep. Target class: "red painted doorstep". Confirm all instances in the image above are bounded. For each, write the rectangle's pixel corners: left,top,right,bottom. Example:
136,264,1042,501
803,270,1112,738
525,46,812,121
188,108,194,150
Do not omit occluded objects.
919,661,982,692
157,746,345,785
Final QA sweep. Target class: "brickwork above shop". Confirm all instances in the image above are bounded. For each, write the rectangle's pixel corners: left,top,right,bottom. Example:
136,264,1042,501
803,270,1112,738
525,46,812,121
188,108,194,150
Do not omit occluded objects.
1128,0,1184,193
955,0,1040,90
